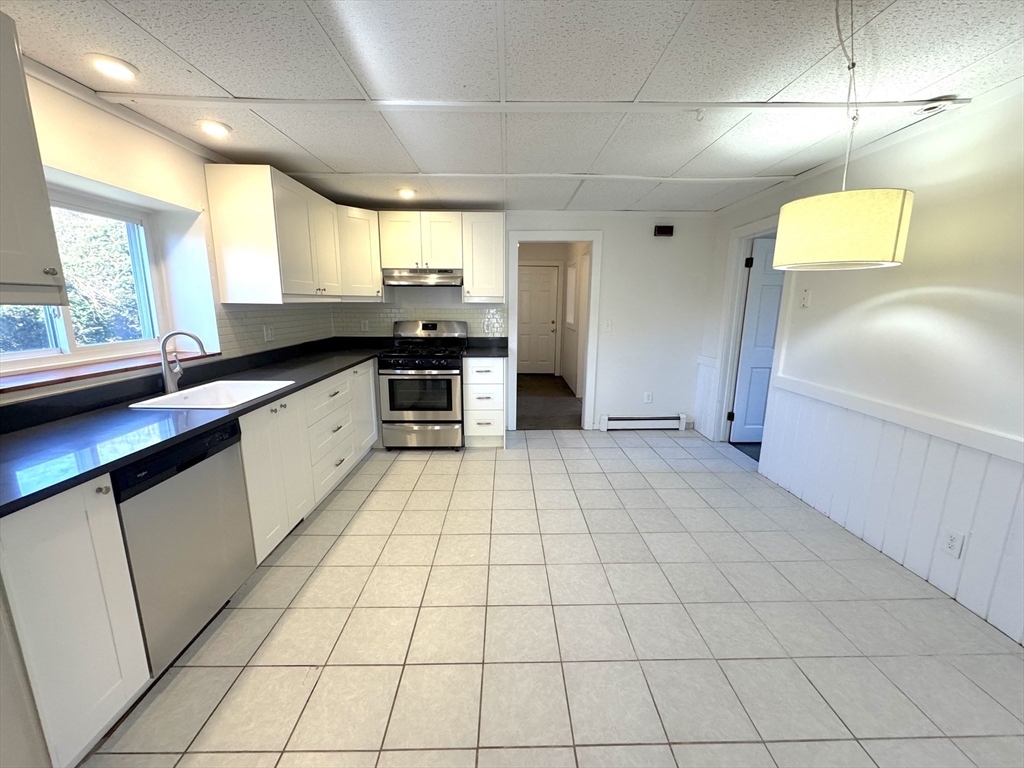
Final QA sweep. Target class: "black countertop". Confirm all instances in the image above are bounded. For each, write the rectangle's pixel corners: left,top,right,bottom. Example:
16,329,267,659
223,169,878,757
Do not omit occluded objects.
464,346,509,358
0,349,383,517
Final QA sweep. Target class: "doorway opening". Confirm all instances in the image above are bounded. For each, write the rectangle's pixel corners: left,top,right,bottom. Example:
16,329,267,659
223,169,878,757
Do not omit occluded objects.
514,241,594,431
728,235,783,463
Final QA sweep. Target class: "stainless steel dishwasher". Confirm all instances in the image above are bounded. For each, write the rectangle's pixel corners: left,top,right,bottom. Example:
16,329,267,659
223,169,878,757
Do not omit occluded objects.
112,421,256,676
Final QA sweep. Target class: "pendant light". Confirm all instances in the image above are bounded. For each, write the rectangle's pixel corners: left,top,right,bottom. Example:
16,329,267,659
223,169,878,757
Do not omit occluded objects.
773,0,914,271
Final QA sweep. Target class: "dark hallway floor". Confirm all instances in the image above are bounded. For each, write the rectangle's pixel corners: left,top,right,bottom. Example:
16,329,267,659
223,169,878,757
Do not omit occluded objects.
516,374,582,430
730,442,762,462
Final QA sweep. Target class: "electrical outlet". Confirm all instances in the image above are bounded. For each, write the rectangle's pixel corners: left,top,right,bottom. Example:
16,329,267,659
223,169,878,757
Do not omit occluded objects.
800,289,812,308
360,320,370,332
941,527,964,559
643,391,653,404
263,325,274,342
603,319,613,333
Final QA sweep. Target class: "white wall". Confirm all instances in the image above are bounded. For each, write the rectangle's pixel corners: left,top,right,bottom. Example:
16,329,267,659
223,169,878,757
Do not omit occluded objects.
507,212,715,423
24,79,337,363
701,84,1024,642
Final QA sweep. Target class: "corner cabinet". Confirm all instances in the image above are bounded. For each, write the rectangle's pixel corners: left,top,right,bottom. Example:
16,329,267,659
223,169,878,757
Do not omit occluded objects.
0,476,150,768
0,13,65,306
206,165,345,303
337,205,383,301
462,212,505,302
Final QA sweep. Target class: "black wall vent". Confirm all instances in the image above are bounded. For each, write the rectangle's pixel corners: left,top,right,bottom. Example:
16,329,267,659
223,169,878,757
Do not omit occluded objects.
653,225,674,237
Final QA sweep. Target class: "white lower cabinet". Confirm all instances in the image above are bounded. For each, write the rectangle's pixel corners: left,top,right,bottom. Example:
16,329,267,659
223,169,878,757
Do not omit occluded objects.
240,392,313,564
351,362,378,455
0,476,149,768
464,357,507,447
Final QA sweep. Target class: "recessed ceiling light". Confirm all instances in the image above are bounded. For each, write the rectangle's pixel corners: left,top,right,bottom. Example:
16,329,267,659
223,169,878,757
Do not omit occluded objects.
88,54,138,81
199,121,232,138
398,188,416,200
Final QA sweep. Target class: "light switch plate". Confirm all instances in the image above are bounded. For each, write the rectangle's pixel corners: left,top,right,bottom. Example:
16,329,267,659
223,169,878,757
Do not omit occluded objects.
263,325,274,342
360,320,370,332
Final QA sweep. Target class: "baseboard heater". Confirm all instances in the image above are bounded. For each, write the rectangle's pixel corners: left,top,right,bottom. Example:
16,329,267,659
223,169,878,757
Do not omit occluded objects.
599,414,690,431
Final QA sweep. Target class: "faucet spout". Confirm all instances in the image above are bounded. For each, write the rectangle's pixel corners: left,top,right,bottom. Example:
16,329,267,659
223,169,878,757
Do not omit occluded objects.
160,331,207,393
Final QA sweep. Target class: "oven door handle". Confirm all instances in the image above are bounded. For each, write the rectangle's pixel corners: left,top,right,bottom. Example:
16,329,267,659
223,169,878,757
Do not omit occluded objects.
389,423,463,431
378,370,460,377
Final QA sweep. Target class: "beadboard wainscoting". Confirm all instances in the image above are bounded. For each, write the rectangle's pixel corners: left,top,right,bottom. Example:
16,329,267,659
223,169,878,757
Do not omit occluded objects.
760,386,1024,644
332,305,507,337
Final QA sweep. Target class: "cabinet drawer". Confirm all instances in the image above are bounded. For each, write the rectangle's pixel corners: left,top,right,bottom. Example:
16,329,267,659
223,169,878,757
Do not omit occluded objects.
305,370,353,426
465,410,504,435
312,435,356,502
464,383,503,411
308,403,354,465
464,359,502,384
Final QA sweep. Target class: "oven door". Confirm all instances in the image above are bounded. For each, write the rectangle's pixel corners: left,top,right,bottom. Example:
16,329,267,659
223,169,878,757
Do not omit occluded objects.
378,371,462,422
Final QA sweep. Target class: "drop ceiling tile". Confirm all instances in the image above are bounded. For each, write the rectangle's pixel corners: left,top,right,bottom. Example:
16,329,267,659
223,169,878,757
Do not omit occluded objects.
639,0,892,102
0,0,228,96
296,175,440,208
913,37,1024,100
422,177,505,209
675,111,851,178
775,0,1024,102
504,179,579,210
693,179,787,211
506,113,623,173
308,0,500,100
627,181,736,211
124,103,332,173
503,0,691,101
109,0,364,98
589,111,749,177
383,112,502,173
566,179,659,210
253,107,417,173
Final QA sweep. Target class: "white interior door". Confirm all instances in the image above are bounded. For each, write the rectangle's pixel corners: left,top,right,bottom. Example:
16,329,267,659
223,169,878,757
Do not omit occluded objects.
731,238,784,443
518,265,558,374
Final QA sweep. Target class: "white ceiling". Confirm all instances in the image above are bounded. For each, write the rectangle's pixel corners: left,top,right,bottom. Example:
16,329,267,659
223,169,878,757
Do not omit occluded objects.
2,0,1022,211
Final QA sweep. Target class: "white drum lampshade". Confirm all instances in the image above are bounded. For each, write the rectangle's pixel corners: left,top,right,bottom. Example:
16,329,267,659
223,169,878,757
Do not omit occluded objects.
773,188,914,270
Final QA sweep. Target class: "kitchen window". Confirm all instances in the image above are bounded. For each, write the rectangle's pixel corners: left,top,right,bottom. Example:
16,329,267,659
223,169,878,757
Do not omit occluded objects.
0,191,163,373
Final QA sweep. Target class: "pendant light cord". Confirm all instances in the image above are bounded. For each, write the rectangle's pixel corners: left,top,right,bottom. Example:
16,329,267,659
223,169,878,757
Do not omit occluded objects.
836,0,859,191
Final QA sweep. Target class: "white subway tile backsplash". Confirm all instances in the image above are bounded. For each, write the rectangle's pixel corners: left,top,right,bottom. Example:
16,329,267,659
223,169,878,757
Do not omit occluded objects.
332,305,507,337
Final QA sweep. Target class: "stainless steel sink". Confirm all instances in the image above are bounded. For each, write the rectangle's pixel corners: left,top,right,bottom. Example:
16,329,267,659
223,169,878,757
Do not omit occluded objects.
129,380,295,409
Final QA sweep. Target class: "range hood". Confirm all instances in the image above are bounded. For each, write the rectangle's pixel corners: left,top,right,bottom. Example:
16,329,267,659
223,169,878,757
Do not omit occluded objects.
382,268,463,286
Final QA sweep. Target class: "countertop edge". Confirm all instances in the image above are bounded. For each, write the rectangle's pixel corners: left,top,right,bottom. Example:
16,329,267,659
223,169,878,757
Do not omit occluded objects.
0,351,382,518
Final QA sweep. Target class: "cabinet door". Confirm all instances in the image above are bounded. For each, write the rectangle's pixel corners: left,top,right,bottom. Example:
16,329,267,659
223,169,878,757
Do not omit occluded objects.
240,404,289,563
310,194,342,296
0,14,64,305
351,362,378,456
272,172,317,296
421,211,463,269
462,212,504,302
275,395,315,527
0,477,149,768
338,205,383,298
379,210,421,268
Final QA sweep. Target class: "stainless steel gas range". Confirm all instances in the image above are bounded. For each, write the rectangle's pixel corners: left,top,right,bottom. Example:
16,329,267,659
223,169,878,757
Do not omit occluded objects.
378,320,467,449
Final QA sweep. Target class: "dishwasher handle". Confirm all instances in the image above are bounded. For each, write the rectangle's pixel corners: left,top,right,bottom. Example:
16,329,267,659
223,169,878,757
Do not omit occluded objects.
112,421,241,503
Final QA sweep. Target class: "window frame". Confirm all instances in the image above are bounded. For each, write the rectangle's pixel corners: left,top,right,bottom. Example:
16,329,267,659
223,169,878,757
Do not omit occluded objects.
0,188,167,373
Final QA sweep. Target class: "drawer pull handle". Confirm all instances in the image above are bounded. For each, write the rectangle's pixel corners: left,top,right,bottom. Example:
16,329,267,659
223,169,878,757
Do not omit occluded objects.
329,390,340,398
334,458,346,467
95,485,111,495
477,421,492,426
280,402,287,409
332,424,343,433
476,369,492,373
475,396,492,400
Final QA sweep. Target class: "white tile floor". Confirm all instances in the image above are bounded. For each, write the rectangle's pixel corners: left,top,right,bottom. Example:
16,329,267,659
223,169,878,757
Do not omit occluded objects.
87,430,1024,768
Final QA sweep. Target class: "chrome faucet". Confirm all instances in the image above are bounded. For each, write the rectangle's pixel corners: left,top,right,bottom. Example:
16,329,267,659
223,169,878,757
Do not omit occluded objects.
160,331,207,393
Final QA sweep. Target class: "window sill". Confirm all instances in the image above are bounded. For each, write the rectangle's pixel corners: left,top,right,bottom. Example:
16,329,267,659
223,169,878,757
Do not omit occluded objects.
0,351,221,394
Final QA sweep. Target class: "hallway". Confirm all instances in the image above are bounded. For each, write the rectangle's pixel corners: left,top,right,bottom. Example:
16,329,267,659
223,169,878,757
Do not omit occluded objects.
517,375,582,431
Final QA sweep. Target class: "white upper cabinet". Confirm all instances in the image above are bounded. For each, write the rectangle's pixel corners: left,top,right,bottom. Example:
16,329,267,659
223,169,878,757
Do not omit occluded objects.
462,212,505,302
309,193,342,296
337,205,383,300
0,13,65,306
273,172,316,296
0,476,149,768
378,210,422,268
206,164,343,303
421,211,463,269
